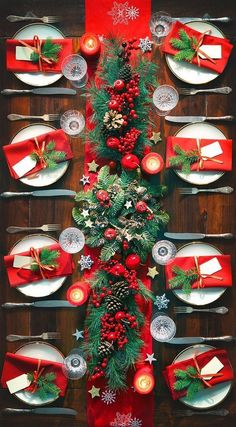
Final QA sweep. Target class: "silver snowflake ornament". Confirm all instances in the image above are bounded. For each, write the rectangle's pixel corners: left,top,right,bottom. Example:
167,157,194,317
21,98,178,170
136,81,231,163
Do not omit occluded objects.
130,418,142,427
126,5,139,20
80,174,90,186
154,293,170,310
78,255,94,271
110,412,132,427
101,389,116,405
139,37,153,53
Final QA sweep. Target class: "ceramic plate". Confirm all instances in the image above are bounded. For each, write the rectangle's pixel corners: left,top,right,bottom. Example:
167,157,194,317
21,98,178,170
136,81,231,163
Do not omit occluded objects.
15,341,64,405
173,242,227,306
173,344,232,409
11,123,69,187
13,23,64,86
166,21,224,85
174,122,225,185
10,234,67,298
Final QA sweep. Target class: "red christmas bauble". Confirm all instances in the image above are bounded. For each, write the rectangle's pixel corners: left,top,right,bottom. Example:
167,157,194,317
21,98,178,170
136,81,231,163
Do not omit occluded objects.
125,253,141,270
96,189,109,202
136,201,147,213
107,332,117,341
114,79,125,91
106,136,120,149
104,228,117,240
110,263,126,276
115,311,126,321
121,154,140,170
108,99,119,110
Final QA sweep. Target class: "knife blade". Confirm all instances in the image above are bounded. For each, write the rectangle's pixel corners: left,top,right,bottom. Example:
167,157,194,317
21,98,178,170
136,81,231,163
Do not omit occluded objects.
174,16,232,24
168,336,233,344
1,88,77,96
2,407,77,416
164,232,233,240
0,189,76,198
2,300,77,309
165,115,234,123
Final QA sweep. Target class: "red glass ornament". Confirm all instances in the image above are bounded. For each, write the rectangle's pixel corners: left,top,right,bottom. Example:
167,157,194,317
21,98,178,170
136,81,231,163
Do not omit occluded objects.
110,263,126,276
106,136,120,149
66,282,90,306
104,228,117,240
108,99,119,110
141,152,164,175
96,189,109,201
136,201,147,213
114,79,125,90
133,367,155,394
79,32,101,58
121,154,140,170
125,253,141,270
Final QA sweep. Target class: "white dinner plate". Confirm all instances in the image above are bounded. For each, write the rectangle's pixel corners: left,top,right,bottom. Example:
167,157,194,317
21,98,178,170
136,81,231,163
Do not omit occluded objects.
11,123,69,187
15,341,64,406
10,234,67,298
172,242,227,306
166,21,224,85
13,23,65,86
174,122,226,185
173,344,232,409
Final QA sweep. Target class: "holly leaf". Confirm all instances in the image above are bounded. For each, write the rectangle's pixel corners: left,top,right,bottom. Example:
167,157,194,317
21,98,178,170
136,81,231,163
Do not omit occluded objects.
100,240,120,261
186,379,204,400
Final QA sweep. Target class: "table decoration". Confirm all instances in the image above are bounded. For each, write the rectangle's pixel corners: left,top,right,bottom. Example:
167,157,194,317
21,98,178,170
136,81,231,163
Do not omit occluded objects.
80,32,101,58
61,54,88,88
133,366,155,394
67,282,90,306
141,152,164,174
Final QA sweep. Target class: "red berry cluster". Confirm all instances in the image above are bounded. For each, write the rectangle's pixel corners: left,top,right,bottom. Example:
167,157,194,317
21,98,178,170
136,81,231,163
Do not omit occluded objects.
98,259,139,291
91,357,108,381
101,311,137,349
136,200,154,221
96,189,111,208
91,286,112,308
118,128,141,155
120,39,139,61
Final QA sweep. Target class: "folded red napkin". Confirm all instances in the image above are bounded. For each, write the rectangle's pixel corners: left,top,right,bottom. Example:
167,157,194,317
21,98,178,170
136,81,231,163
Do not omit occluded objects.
4,243,74,287
3,129,73,180
166,136,232,171
161,21,233,74
6,37,73,72
163,348,233,400
165,255,232,290
1,352,68,397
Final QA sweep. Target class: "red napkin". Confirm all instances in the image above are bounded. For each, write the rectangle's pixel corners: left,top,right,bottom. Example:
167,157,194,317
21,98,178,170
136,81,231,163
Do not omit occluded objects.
166,136,232,171
1,352,68,397
161,21,233,74
4,243,74,287
165,255,232,290
3,129,73,180
163,348,233,400
6,38,73,72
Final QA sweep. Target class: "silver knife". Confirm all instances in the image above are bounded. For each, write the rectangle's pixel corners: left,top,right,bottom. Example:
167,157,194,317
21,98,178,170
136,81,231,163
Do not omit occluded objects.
168,336,233,344
164,232,233,240
165,115,234,123
1,88,76,96
1,407,77,416
174,17,232,24
2,300,77,309
0,189,76,198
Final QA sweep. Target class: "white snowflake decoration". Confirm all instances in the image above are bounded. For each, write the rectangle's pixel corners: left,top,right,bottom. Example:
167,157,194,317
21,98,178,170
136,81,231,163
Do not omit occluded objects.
101,389,116,405
110,412,132,427
108,2,139,25
130,418,142,427
126,5,139,20
154,293,170,310
80,174,90,186
139,37,153,53
78,255,94,271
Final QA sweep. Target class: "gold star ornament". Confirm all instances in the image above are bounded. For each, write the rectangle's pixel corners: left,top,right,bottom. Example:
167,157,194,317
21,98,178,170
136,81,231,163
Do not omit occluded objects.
147,266,159,279
88,385,100,398
150,131,161,144
88,160,99,173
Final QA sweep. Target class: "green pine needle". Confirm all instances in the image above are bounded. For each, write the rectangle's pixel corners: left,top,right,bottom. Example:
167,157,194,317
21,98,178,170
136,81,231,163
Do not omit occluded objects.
30,140,66,170
174,366,204,400
169,145,199,174
169,265,199,295
31,247,60,272
27,371,60,399
30,38,62,64
170,29,198,63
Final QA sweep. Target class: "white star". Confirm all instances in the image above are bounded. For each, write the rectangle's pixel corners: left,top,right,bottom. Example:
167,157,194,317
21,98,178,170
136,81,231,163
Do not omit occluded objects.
145,353,157,365
80,175,90,186
124,200,132,209
81,209,90,218
125,233,133,242
72,329,84,340
85,219,94,228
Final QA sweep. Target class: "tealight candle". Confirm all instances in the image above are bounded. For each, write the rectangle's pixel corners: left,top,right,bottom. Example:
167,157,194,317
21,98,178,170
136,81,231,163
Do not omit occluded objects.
133,367,155,394
141,152,164,175
66,282,90,306
80,32,101,58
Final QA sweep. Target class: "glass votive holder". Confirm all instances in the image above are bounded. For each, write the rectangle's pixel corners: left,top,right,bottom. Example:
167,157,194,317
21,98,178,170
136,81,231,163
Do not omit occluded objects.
153,85,179,116
62,350,87,380
59,227,85,254
150,312,176,342
152,240,177,265
61,54,88,88
60,110,85,137
149,11,173,45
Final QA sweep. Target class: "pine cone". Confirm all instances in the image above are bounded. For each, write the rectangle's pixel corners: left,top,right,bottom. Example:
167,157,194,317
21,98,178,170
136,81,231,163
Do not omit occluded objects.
98,342,113,358
111,281,130,300
118,64,132,83
106,295,123,313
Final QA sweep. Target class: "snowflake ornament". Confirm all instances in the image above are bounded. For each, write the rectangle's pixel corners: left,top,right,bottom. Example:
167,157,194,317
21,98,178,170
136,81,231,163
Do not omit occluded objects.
101,389,116,405
108,1,129,25
80,174,90,186
139,37,153,53
126,5,139,20
130,418,142,427
110,412,132,427
154,293,170,310
78,255,94,271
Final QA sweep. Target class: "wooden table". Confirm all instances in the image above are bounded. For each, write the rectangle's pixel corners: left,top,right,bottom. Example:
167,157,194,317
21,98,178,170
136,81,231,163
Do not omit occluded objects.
0,1,235,426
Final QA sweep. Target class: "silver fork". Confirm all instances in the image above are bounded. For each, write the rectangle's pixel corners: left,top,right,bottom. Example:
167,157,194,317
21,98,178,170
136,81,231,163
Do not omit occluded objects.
6,224,61,233
6,15,62,23
174,306,228,315
7,113,61,122
6,332,61,341
175,409,229,417
178,186,234,195
178,87,232,96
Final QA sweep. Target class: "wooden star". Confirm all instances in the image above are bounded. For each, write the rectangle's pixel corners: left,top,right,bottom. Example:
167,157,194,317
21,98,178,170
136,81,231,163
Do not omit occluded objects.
81,209,90,218
124,200,132,209
85,219,94,228
150,131,161,144
88,385,100,398
147,266,159,279
88,160,99,173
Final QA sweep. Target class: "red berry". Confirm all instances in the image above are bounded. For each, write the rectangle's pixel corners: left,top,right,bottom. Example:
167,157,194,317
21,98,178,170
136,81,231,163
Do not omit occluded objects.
143,145,152,155
104,228,117,241
125,253,141,270
121,154,140,170
108,100,119,110
109,160,117,170
136,201,147,213
96,189,109,202
115,311,126,321
110,263,126,276
107,332,117,341
114,79,125,91
106,136,120,149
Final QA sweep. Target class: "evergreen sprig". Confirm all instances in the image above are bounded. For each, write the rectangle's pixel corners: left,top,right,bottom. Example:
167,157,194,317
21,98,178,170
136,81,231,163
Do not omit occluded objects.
27,371,60,400
169,145,199,174
169,265,199,295
30,38,62,64
174,366,204,400
31,140,66,169
170,29,198,62
31,247,60,272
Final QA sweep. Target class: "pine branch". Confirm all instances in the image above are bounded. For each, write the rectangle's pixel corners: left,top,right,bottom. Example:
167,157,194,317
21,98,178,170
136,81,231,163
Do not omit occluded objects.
27,371,60,398
31,38,62,64
169,265,198,295
169,145,199,174
31,140,66,169
174,366,204,399
170,29,198,63
31,247,60,272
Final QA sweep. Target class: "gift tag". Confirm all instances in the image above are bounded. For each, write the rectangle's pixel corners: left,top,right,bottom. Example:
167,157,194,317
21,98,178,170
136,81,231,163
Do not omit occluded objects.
6,373,32,394
200,257,222,276
13,255,33,270
201,356,224,380
198,45,222,60
12,155,37,178
16,46,33,61
200,141,223,159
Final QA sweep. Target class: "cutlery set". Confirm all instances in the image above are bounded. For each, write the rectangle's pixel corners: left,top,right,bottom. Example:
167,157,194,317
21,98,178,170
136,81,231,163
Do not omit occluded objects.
7,332,61,341
6,224,62,233
2,407,77,416
7,113,61,122
164,232,234,240
168,335,233,345
1,88,76,96
174,306,228,314
1,189,76,198
165,115,234,123
178,186,234,195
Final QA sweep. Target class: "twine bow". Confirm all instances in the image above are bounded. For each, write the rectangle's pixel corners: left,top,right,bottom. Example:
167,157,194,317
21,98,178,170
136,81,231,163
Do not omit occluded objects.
195,138,223,171
188,355,223,388
191,31,217,67
27,359,45,393
17,246,57,280
18,35,55,71
194,256,223,289
32,137,47,169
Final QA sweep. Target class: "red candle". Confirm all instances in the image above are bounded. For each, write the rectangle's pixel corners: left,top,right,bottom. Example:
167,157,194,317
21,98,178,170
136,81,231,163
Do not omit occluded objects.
141,152,164,175
66,282,90,306
80,33,101,58
133,367,155,394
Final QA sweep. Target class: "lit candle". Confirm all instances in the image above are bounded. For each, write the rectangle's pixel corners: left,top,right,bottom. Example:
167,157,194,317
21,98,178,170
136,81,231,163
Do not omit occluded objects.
80,33,101,58
133,367,155,394
141,152,164,175
66,282,90,306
